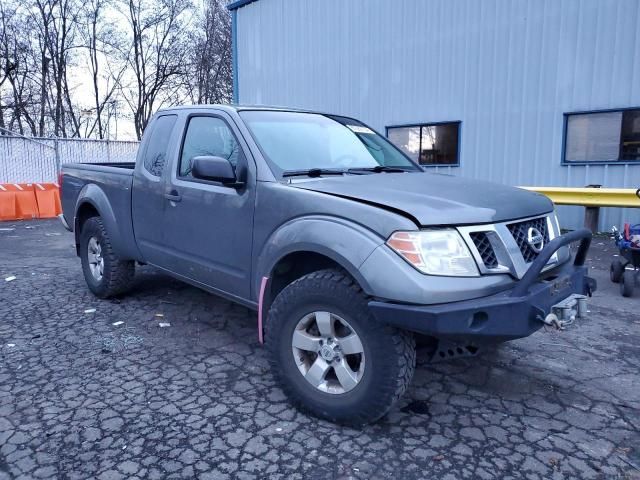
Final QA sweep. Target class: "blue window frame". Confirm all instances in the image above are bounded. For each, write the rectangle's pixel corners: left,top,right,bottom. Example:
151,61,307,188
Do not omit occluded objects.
386,121,461,166
562,107,640,165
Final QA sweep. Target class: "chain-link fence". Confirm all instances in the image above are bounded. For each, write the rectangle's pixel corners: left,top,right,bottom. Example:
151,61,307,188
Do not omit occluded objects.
0,134,139,183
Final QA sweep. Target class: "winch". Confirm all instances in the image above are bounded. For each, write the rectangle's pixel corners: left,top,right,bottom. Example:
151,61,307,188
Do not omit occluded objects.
539,294,589,330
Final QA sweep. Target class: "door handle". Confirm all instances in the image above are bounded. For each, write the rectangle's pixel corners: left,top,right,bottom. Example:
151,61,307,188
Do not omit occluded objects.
164,190,182,202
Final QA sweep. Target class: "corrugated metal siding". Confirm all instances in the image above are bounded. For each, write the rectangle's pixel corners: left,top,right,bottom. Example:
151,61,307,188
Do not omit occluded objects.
236,0,640,230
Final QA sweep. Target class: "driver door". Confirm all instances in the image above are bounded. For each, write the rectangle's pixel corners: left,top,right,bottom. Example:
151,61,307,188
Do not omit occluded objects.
161,112,255,300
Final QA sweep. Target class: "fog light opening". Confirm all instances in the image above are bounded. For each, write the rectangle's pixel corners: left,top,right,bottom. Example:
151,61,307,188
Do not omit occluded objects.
466,345,479,355
469,311,488,331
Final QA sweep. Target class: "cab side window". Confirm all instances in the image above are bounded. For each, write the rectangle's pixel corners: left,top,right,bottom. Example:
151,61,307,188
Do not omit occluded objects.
179,116,241,178
143,115,177,177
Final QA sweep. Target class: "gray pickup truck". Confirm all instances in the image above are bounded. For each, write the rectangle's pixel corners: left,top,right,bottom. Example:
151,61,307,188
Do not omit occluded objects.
60,105,596,425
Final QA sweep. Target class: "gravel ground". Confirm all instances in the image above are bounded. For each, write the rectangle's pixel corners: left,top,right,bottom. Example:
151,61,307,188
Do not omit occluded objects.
0,219,639,480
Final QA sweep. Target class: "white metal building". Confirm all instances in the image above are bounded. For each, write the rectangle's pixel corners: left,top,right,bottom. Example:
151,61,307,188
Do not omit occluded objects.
228,0,640,230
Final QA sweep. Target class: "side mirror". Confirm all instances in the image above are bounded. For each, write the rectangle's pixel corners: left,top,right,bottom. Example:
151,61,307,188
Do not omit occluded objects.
191,156,241,186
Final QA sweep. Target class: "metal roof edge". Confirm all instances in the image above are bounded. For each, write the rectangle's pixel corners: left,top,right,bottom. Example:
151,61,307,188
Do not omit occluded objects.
227,0,259,11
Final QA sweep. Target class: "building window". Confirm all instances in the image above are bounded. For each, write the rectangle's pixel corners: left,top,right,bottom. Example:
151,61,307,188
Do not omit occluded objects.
564,108,640,163
386,122,460,166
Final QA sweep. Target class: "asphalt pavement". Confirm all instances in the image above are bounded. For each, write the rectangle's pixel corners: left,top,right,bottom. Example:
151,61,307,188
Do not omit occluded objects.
0,219,639,479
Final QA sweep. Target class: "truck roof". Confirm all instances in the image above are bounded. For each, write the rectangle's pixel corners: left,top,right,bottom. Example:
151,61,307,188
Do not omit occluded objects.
157,104,319,115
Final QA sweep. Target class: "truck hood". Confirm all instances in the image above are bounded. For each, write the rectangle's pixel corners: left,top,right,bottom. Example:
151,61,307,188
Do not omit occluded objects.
290,172,553,226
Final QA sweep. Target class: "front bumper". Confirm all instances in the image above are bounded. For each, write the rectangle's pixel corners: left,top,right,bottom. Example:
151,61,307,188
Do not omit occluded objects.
369,228,597,343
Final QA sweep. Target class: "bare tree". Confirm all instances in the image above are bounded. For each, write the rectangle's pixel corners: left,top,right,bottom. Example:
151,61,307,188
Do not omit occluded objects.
85,0,107,138
42,0,83,136
0,0,231,140
119,0,190,140
0,2,39,135
80,0,127,138
0,3,11,132
187,0,232,105
26,0,84,137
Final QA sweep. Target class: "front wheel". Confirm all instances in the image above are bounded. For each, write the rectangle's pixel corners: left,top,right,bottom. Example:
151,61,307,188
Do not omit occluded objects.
80,216,135,299
265,269,416,425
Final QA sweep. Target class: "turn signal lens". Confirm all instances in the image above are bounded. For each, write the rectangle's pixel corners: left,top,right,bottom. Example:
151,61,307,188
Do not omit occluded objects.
387,230,480,277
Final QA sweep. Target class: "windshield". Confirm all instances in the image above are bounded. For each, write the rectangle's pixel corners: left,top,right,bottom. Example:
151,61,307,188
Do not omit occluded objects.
239,110,420,175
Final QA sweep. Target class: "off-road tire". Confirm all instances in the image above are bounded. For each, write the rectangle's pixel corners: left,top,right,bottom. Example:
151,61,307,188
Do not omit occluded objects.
265,268,416,425
80,216,135,299
621,270,634,297
610,259,624,283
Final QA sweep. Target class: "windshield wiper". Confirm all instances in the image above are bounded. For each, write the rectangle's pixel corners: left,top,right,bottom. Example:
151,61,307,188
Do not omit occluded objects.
282,168,346,178
347,165,412,174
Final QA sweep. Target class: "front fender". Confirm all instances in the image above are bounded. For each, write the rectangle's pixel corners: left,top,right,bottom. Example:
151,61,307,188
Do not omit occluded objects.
255,215,385,299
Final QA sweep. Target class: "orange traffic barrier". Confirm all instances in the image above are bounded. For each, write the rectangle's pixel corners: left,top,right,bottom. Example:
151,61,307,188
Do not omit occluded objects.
33,183,62,218
0,183,62,221
0,184,18,221
3,184,39,220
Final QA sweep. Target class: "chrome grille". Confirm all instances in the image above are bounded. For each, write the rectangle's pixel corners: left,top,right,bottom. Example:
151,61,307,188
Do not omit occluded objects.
458,213,560,279
506,217,549,263
469,232,498,269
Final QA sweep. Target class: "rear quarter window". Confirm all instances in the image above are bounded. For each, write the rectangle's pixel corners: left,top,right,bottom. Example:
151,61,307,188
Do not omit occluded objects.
143,115,178,176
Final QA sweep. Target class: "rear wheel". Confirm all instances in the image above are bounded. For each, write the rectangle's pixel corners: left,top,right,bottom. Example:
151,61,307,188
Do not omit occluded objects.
80,216,135,298
621,270,635,297
265,269,416,425
610,259,624,283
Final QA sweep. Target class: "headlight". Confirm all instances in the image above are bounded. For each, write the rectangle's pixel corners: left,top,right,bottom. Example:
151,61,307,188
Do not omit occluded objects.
387,229,480,277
